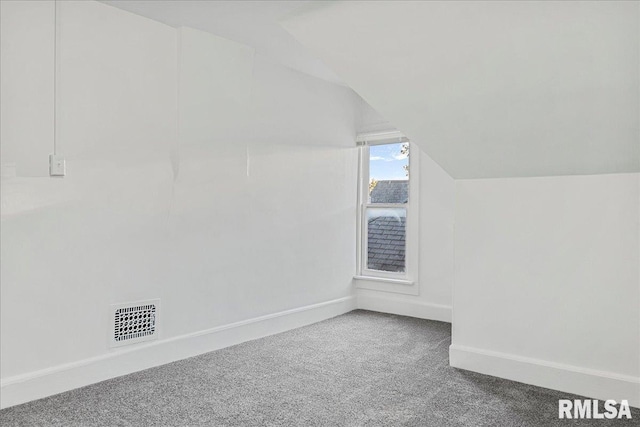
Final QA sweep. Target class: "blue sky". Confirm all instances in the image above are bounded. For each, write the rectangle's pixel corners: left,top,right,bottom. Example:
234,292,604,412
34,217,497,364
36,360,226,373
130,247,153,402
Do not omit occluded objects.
369,143,408,181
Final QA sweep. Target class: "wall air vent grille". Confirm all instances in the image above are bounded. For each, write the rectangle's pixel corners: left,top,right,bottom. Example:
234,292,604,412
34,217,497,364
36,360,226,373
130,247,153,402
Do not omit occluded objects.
110,299,159,347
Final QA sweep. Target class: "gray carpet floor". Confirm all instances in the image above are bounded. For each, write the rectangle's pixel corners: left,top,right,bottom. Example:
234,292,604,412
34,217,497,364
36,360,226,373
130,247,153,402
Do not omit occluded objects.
1,310,637,426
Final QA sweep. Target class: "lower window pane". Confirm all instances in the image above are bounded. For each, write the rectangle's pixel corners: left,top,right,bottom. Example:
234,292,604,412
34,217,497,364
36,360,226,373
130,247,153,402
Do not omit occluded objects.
366,208,406,273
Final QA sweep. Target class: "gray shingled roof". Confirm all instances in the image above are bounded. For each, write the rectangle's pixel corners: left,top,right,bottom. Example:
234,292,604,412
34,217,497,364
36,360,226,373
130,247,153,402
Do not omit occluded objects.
367,216,406,272
367,180,408,272
370,180,408,204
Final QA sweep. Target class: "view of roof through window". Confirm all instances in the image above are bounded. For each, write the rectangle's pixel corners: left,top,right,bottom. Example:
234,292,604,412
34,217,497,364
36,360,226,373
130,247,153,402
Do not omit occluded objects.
366,142,409,273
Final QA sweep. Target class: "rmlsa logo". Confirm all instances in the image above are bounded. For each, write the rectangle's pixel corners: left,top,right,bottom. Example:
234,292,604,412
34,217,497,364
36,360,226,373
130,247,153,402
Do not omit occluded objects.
558,399,632,419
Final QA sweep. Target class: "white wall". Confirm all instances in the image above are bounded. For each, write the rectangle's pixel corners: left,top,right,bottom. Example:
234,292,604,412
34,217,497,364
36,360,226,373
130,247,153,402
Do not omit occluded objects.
171,26,359,335
1,0,178,385
451,173,640,406
0,0,55,177
1,0,359,407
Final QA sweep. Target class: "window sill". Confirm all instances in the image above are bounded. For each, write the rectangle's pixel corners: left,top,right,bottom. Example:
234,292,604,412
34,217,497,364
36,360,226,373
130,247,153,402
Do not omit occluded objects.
354,275,414,286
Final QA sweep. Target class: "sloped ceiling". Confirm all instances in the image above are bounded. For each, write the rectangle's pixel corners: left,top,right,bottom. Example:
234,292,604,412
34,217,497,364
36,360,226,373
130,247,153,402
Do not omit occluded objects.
101,1,344,85
282,1,639,178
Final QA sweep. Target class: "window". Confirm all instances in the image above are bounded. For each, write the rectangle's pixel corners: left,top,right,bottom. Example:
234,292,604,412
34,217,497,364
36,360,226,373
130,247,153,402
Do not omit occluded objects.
355,132,419,291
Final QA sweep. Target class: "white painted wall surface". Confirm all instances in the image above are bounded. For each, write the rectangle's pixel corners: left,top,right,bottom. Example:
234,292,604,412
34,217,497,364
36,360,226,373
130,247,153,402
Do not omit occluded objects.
0,0,55,177
171,27,359,337
451,173,640,405
1,0,359,407
2,0,179,382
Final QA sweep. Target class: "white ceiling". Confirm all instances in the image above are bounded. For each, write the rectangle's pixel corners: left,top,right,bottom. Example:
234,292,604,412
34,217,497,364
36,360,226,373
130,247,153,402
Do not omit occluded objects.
101,0,639,179
283,1,640,179
100,0,344,85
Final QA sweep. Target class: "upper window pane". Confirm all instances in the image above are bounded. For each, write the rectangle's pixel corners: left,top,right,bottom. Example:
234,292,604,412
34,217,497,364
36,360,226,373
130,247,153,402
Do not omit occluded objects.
368,142,409,204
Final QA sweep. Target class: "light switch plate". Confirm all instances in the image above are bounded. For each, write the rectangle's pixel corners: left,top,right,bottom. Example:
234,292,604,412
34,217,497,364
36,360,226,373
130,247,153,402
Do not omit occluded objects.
49,154,65,176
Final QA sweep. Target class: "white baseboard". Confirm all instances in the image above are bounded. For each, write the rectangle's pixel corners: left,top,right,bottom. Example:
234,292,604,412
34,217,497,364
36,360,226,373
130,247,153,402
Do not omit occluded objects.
449,344,640,408
356,293,452,323
1,296,356,409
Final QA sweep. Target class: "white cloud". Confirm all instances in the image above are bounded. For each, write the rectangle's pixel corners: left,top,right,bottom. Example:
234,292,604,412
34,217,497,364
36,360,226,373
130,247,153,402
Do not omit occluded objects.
370,156,386,161
393,152,408,160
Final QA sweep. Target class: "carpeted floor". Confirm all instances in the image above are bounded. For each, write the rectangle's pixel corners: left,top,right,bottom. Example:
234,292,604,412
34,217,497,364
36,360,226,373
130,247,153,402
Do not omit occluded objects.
1,310,637,426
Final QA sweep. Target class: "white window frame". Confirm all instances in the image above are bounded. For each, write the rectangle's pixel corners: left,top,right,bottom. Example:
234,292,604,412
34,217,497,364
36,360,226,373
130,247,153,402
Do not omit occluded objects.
354,131,420,295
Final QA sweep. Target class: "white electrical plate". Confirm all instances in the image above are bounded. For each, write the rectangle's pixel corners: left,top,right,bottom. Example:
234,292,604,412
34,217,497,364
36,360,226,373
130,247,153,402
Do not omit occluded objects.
49,154,65,176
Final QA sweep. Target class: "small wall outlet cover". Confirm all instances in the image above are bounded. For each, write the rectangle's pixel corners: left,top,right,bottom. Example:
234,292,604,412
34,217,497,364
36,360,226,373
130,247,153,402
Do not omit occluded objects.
49,154,65,176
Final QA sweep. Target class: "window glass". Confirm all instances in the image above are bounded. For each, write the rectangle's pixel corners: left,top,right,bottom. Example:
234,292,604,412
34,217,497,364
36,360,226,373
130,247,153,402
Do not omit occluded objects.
368,142,409,204
366,207,406,273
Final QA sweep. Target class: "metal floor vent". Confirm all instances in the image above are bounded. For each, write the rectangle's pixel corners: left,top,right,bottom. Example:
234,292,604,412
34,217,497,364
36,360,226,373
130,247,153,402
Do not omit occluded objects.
110,299,159,347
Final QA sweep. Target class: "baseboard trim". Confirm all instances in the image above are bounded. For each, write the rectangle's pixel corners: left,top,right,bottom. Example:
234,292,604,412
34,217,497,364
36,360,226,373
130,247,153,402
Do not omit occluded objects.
1,295,356,409
356,293,451,323
449,344,640,408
